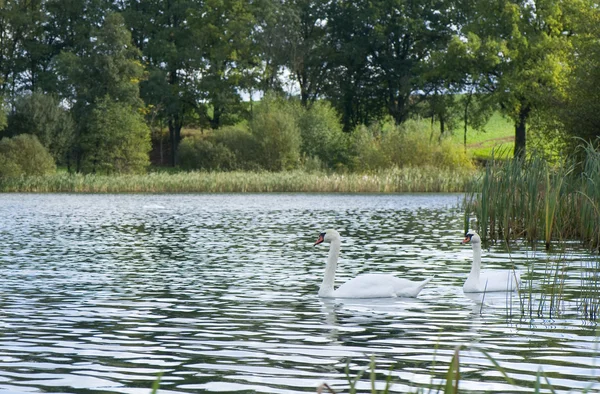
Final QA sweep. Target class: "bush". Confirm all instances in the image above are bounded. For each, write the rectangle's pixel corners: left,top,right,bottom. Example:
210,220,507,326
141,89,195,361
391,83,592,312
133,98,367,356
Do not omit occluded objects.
350,125,392,171
250,97,301,171
6,91,75,164
178,135,237,170
350,119,472,172
213,125,261,170
383,120,471,169
0,134,56,177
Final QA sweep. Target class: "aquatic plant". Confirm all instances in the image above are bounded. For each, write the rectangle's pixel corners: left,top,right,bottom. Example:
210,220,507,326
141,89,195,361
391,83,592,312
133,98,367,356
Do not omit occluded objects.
463,142,600,322
315,347,573,394
466,142,600,251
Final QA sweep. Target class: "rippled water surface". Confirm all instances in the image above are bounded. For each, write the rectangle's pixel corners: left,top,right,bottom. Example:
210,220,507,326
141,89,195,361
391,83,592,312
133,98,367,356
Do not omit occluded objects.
0,193,598,394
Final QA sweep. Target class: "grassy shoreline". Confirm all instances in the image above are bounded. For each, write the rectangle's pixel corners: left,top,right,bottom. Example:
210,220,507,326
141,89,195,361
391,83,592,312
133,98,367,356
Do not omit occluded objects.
0,167,477,193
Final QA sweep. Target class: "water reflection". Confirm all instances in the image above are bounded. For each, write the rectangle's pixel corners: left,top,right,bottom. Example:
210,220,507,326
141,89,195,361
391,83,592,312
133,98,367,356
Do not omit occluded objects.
0,193,597,393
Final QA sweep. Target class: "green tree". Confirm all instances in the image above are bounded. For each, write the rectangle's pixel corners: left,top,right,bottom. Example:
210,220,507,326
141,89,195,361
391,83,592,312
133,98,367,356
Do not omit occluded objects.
279,0,333,107
45,0,107,52
55,12,146,171
457,0,574,159
0,0,105,95
555,0,600,151
421,89,458,140
7,0,49,92
56,12,143,110
252,0,287,94
191,0,258,129
0,0,34,94
6,91,74,164
122,0,203,166
326,0,382,130
80,96,150,174
327,0,456,130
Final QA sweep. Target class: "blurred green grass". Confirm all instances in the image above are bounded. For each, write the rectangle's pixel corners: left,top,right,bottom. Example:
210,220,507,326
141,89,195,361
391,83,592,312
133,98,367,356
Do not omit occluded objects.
450,112,514,159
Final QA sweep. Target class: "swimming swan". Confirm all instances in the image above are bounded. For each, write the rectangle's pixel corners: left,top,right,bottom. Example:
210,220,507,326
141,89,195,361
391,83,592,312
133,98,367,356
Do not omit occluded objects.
461,231,521,293
314,229,433,298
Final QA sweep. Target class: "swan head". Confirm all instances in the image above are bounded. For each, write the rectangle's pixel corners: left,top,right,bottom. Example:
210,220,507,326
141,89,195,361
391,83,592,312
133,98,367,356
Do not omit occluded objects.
314,229,340,246
462,231,481,245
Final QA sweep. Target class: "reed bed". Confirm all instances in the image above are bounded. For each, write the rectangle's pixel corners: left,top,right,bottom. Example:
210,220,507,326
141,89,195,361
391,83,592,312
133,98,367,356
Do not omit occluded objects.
515,247,600,320
464,143,600,321
465,143,600,251
0,167,476,194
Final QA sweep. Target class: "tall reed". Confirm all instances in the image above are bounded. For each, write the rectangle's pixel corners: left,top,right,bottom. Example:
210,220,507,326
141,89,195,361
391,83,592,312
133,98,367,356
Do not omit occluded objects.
0,167,476,194
466,143,600,251
466,142,600,321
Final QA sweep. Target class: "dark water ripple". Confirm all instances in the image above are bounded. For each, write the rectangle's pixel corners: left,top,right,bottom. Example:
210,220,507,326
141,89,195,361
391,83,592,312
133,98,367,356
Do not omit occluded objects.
0,193,598,393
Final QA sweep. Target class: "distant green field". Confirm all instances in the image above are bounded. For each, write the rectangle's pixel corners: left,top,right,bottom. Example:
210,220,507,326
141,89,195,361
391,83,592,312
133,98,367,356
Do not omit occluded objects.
449,112,514,159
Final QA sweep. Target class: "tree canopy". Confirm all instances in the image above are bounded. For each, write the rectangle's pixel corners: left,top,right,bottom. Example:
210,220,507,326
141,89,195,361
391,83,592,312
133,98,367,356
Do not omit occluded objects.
0,0,598,169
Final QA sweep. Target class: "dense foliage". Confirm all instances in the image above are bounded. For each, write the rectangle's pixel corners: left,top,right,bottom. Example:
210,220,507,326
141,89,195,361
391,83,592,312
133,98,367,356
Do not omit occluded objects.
80,97,151,174
0,134,56,177
6,91,74,164
177,96,469,172
0,0,598,174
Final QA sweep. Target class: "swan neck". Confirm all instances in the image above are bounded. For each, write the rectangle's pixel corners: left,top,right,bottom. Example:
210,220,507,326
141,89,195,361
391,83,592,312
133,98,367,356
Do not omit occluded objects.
469,242,482,278
319,239,340,297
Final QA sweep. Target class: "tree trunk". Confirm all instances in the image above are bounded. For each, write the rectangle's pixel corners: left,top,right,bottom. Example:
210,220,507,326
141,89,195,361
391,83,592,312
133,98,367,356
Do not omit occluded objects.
159,132,164,165
75,145,82,173
514,105,530,159
169,115,182,167
429,115,435,142
298,69,309,107
463,100,469,154
390,94,407,125
168,67,182,166
210,104,222,129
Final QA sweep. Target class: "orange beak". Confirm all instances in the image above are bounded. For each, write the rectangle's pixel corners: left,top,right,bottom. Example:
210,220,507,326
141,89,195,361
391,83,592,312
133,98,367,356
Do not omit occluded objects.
461,237,471,244
314,234,325,246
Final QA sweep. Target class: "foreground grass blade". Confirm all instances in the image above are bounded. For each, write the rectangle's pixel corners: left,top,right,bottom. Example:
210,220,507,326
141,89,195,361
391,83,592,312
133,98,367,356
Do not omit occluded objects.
150,372,162,394
477,348,516,386
346,361,365,394
444,346,461,394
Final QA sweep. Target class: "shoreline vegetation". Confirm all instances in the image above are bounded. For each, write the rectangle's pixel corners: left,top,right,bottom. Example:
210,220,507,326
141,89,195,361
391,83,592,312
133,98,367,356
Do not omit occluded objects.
462,143,600,322
0,167,477,194
465,143,600,250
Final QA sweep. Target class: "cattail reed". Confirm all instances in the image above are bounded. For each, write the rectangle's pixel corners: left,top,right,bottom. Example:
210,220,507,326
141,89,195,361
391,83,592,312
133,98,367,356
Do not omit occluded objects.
466,143,600,251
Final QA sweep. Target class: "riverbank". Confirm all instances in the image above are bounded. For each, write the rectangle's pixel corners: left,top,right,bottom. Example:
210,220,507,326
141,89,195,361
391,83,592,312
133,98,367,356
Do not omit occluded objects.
0,167,477,193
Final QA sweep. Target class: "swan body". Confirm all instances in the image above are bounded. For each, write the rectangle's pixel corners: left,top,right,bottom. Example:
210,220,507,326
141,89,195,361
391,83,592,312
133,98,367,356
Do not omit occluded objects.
462,231,520,293
314,229,433,298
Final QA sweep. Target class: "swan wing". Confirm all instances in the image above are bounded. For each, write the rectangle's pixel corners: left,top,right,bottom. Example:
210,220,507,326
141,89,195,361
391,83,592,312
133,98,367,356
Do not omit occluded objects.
477,270,521,292
333,274,431,299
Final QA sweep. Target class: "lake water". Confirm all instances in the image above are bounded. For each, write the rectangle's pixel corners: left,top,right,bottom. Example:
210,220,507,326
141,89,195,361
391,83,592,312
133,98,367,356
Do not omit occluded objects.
0,193,598,394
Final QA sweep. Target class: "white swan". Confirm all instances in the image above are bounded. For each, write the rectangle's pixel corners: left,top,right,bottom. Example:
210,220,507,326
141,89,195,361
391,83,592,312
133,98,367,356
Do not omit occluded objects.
461,231,521,293
314,229,433,298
